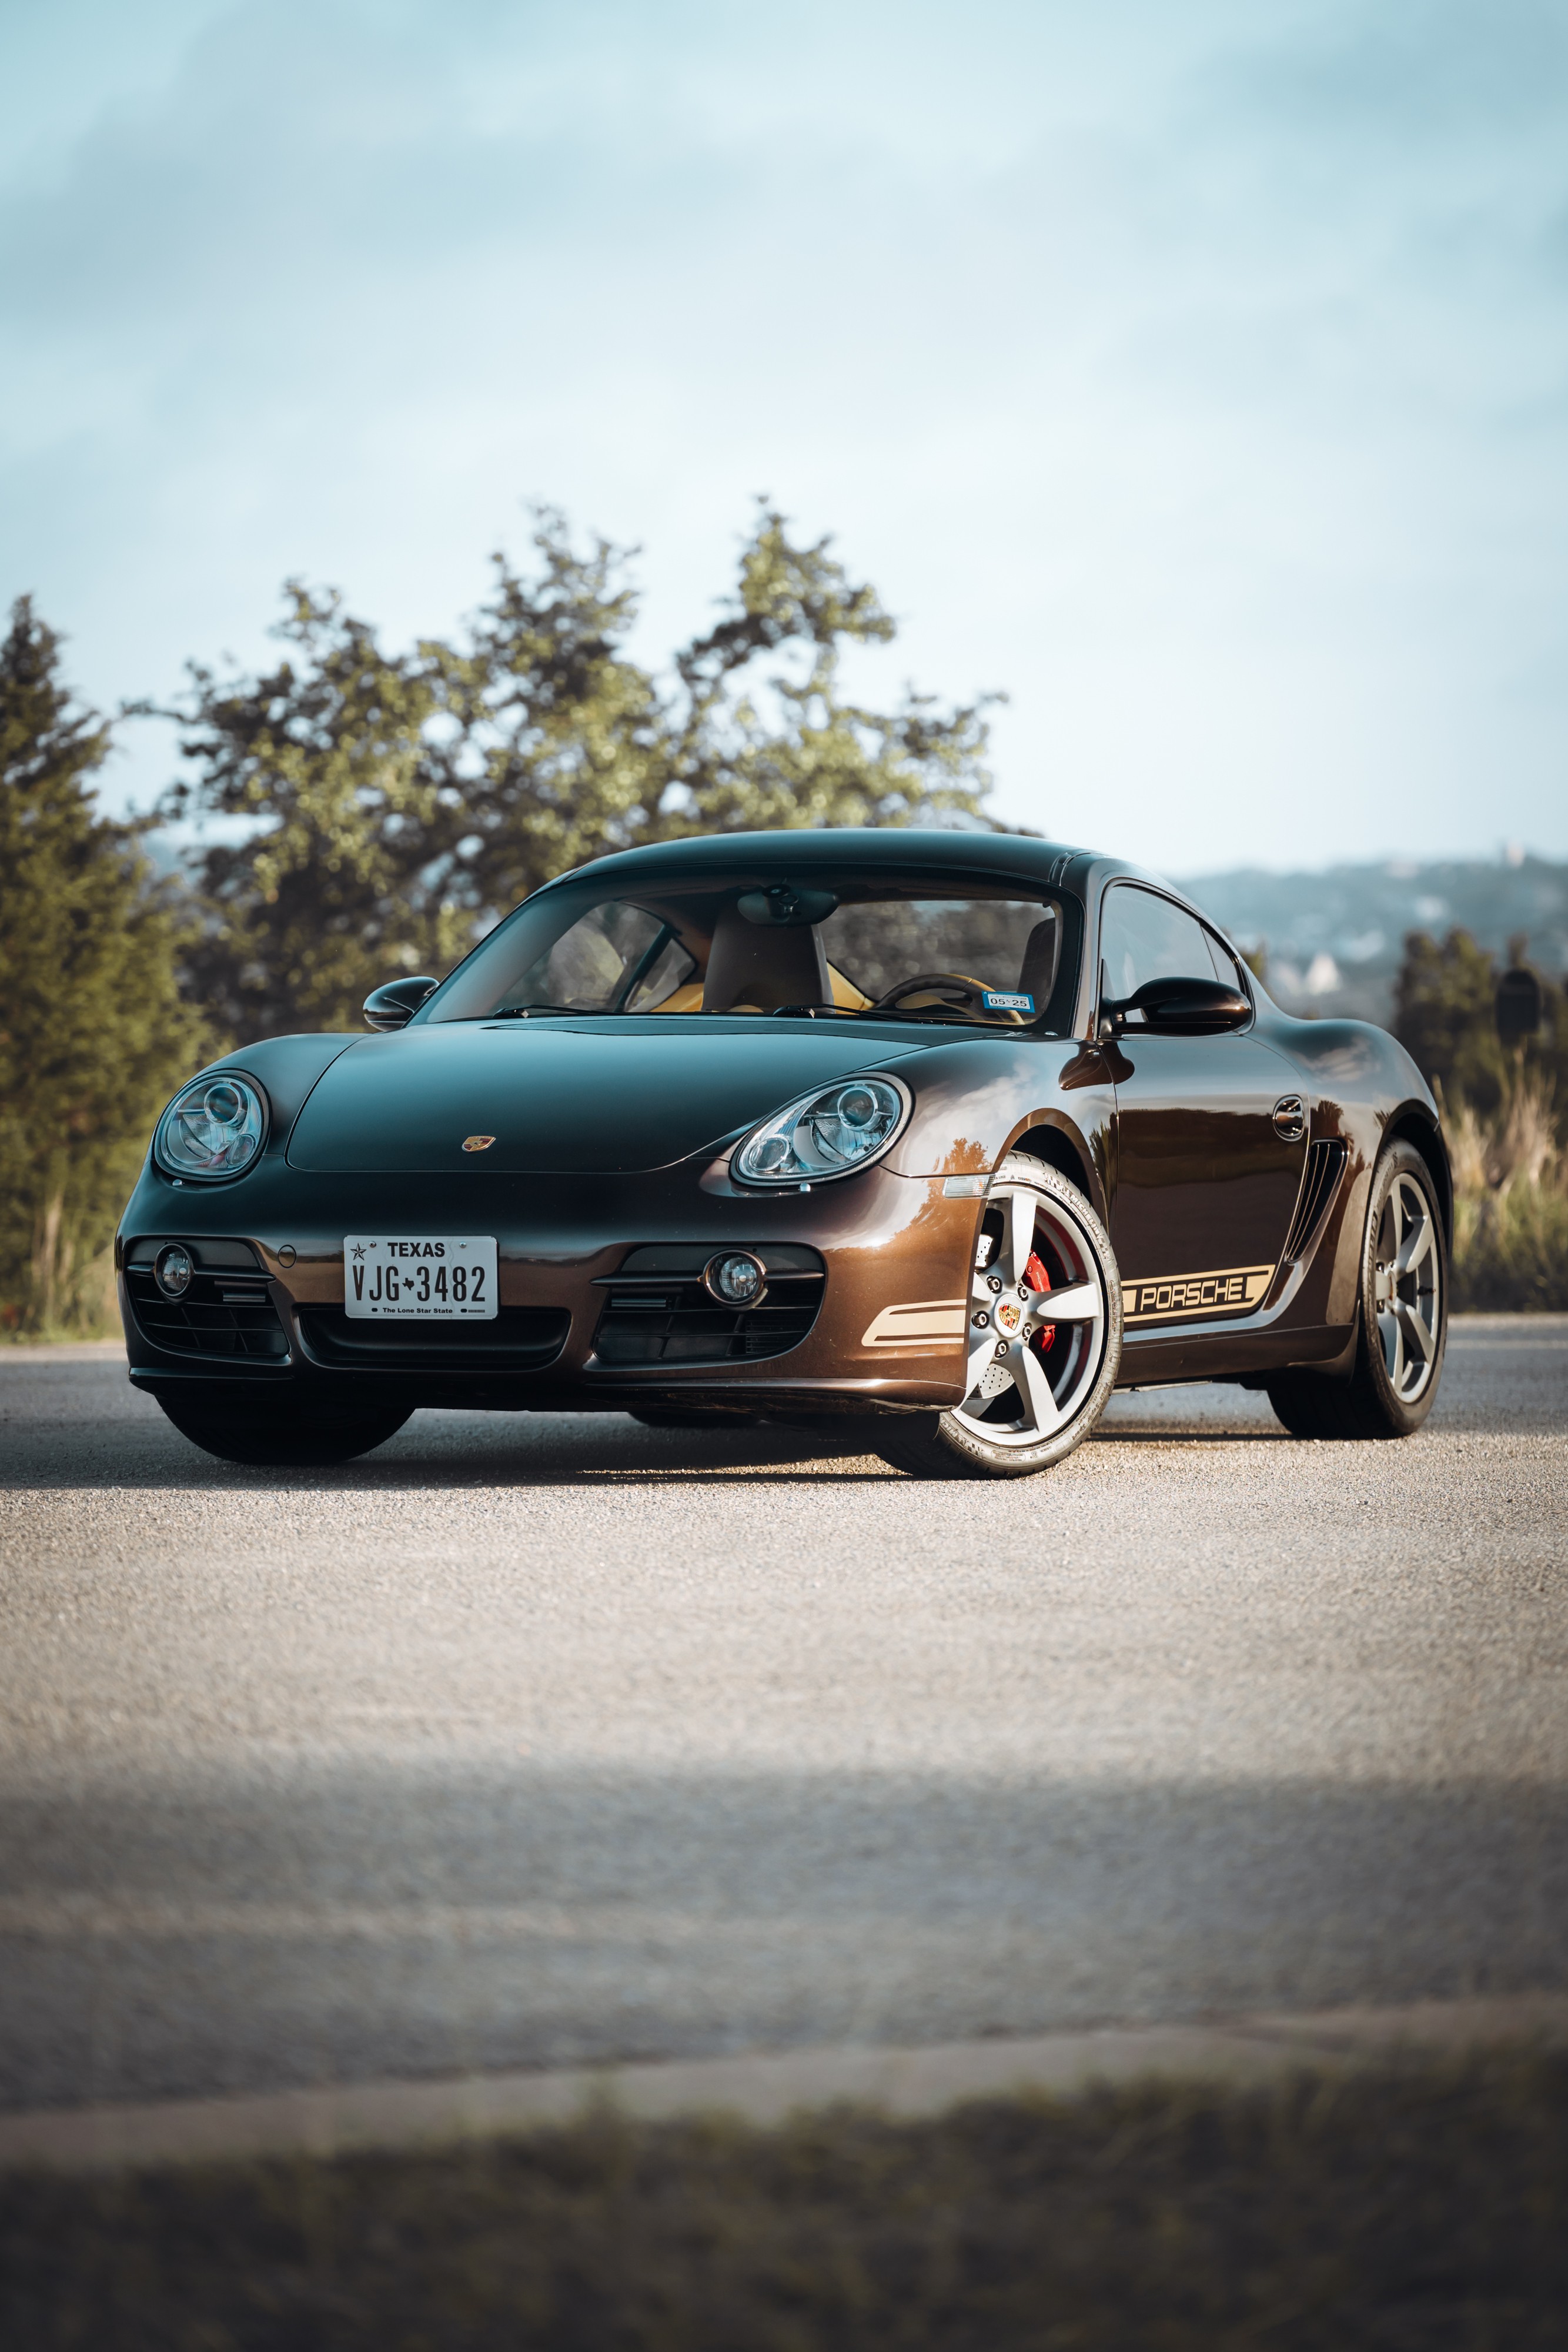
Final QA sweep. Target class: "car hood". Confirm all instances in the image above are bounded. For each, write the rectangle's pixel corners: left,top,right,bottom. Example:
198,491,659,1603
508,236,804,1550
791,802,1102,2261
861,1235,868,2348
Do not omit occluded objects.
284,1018,932,1175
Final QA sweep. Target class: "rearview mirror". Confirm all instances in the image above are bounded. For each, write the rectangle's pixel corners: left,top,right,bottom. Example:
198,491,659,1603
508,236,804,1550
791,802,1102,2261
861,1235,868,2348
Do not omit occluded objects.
1108,975,1249,1036
735,884,840,928
363,975,439,1031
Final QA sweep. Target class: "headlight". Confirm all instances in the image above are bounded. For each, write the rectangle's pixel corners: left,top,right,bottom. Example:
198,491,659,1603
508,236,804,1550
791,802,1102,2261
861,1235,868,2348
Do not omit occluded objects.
733,1074,909,1185
153,1074,267,1180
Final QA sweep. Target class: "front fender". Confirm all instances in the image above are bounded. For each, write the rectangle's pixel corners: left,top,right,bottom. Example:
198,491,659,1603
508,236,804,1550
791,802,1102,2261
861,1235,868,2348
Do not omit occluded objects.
881,1038,1114,1221
195,1032,368,1144
117,1031,366,1254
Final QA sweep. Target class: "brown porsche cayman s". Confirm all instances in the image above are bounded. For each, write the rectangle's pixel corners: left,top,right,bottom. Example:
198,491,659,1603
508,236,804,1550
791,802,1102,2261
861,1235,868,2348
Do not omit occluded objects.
118,830,1449,1475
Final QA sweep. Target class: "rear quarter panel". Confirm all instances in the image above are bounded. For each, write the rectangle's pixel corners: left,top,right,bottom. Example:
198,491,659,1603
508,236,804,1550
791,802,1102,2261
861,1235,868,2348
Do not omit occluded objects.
1253,1004,1447,1332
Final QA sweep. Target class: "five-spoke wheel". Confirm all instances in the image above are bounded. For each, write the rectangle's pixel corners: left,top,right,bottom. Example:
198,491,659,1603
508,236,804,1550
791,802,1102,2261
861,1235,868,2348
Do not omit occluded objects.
1370,1167,1442,1406
873,1153,1122,1478
1266,1138,1447,1440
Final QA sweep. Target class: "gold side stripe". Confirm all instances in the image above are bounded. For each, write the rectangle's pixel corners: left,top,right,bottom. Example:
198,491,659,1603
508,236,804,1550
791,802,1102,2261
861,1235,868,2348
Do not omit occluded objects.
861,1299,967,1349
1121,1265,1275,1324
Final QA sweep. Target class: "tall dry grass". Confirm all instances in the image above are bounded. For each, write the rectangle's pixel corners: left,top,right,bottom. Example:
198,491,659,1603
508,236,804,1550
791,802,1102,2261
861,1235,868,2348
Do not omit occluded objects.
1446,1071,1568,1311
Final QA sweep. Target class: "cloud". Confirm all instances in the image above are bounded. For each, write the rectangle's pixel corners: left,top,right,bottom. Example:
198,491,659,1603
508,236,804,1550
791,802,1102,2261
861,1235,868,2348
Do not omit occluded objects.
1,0,1566,870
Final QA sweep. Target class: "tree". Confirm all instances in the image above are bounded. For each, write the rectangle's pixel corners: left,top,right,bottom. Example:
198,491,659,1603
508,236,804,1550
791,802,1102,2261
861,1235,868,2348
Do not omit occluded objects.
661,507,995,841
1393,926,1567,1117
157,589,473,1041
0,600,208,1331
156,507,998,1038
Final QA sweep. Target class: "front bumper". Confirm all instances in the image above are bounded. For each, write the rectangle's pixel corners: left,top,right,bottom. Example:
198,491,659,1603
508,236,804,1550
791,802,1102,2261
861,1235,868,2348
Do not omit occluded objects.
117,1154,979,1416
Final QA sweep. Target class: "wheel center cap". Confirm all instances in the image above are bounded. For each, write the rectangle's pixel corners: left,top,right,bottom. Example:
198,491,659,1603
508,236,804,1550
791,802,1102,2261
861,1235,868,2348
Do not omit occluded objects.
995,1298,1023,1335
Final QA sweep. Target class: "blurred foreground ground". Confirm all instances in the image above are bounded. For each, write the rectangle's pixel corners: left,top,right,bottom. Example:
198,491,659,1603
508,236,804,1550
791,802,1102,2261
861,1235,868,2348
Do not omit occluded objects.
6,2052,1566,2350
1,1318,1564,2113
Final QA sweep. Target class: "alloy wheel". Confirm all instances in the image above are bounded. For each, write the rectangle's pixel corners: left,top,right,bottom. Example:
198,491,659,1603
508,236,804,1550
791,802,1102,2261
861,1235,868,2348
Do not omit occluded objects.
951,1175,1109,1448
1371,1169,1442,1405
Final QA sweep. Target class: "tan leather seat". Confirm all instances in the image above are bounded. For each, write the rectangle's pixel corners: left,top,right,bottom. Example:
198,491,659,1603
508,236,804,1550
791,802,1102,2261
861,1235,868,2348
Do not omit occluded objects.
647,961,867,1016
701,906,833,1013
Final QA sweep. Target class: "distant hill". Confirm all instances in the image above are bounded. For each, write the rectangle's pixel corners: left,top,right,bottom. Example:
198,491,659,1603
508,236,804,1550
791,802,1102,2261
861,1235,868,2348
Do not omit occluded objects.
1177,856,1568,1027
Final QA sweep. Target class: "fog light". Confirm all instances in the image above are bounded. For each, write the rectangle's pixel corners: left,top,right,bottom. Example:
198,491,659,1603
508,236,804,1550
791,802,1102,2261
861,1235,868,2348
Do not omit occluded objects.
703,1250,767,1307
155,1244,194,1298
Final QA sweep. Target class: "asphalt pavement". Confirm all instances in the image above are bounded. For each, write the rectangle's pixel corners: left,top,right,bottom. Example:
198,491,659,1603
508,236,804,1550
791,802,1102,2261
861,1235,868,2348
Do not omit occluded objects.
2,1319,1564,2113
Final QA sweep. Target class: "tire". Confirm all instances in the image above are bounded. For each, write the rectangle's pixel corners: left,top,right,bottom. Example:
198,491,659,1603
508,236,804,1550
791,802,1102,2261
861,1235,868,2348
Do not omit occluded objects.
156,1392,414,1466
1265,1138,1447,1441
872,1154,1122,1479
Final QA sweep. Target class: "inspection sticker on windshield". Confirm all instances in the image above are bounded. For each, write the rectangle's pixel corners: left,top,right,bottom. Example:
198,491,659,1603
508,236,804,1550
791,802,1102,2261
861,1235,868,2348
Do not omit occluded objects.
344,1236,498,1319
981,990,1034,1014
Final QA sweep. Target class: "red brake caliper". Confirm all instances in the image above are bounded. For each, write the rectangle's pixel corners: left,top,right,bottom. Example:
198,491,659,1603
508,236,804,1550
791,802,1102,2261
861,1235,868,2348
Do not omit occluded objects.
1024,1250,1055,1353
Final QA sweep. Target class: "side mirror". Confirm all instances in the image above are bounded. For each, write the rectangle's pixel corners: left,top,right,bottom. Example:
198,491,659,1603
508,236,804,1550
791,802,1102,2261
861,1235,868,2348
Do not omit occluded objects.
1108,975,1250,1036
363,975,439,1032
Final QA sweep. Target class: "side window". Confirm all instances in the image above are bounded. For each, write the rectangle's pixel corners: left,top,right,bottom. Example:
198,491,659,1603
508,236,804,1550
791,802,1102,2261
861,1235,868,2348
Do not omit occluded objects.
1201,928,1248,995
1100,886,1222,1004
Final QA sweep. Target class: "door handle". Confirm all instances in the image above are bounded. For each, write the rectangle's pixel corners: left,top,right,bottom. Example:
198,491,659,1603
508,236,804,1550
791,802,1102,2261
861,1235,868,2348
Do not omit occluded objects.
1272,1095,1307,1142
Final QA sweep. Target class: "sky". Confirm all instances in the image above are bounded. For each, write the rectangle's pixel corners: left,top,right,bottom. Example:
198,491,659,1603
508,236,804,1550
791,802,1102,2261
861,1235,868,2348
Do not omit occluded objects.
2,0,1566,874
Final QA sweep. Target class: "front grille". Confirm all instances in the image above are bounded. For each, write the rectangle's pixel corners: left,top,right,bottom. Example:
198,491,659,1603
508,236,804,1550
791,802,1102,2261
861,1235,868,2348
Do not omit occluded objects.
1282,1139,1348,1262
125,1263,289,1361
297,1307,570,1372
593,1244,825,1368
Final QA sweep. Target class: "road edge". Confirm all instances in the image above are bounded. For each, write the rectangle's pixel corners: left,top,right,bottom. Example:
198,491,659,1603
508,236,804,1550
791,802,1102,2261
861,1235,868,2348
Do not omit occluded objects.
3,1991,1565,2173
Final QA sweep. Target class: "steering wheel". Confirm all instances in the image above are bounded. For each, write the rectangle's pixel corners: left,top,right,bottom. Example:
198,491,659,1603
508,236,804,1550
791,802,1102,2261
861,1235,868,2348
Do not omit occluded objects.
870,971,997,1018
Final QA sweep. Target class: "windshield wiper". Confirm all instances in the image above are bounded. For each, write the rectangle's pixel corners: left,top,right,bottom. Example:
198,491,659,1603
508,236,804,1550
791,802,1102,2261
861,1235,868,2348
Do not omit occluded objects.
483,1004,613,1020
765,1004,862,1020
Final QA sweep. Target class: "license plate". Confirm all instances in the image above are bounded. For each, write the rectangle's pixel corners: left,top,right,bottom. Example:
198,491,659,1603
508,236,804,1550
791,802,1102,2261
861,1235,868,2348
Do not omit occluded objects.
344,1235,498,1319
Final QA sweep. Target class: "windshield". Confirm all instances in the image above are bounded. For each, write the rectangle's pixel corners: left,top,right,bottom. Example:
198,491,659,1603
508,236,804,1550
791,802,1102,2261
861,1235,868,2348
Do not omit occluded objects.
424,872,1078,1031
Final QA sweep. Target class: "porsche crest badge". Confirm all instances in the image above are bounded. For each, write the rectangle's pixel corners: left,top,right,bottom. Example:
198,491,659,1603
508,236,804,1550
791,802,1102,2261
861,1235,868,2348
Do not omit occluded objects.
462,1135,496,1153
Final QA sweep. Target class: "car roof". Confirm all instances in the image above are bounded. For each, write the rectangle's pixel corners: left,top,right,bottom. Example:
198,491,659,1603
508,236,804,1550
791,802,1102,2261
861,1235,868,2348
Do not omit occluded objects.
541,829,1222,929
544,827,1098,894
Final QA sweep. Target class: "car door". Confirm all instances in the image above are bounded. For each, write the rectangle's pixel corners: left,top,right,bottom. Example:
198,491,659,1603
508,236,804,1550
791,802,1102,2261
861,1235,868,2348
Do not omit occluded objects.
1101,884,1307,1331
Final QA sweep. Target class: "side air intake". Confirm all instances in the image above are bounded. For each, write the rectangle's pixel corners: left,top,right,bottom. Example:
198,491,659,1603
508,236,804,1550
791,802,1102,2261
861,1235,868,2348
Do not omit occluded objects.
1282,1139,1348,1263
